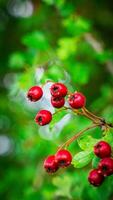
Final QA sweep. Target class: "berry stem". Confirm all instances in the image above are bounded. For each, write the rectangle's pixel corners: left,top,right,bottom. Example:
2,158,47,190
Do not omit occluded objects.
53,106,83,116
53,107,71,115
58,123,98,150
81,108,101,123
83,107,103,121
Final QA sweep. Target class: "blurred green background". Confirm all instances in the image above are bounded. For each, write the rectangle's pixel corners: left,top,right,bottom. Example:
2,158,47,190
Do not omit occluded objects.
0,0,113,199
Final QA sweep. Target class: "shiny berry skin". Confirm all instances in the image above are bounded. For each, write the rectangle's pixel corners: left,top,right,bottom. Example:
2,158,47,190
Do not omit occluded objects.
68,92,86,109
27,86,43,102
55,149,72,168
35,110,52,126
88,169,104,187
50,83,67,97
44,155,59,173
98,157,113,177
51,96,65,108
94,141,111,158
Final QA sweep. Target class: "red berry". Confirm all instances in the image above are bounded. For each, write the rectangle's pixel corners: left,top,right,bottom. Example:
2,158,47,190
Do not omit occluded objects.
98,157,113,177
55,149,72,168
88,169,104,187
50,83,67,97
68,92,86,109
51,96,65,108
94,141,111,158
44,155,59,173
27,86,43,102
35,110,52,126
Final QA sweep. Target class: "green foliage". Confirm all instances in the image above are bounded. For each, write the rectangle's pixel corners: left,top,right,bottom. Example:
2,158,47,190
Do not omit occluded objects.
72,151,93,168
63,16,91,36
92,156,101,168
9,52,25,69
103,130,113,146
1,0,113,200
52,175,72,198
22,31,49,50
77,135,98,151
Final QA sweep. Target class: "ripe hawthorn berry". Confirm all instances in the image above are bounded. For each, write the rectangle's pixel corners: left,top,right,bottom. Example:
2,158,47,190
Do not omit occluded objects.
55,149,72,168
27,86,43,102
98,157,113,177
88,169,104,187
94,141,111,158
68,92,86,109
44,155,59,173
51,96,65,108
35,110,52,126
50,83,67,98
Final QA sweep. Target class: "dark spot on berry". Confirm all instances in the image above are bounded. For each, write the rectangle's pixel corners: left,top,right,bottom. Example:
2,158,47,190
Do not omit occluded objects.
38,116,42,122
28,95,32,101
70,95,75,101
102,165,107,171
47,167,52,172
97,144,101,148
53,97,60,101
53,86,58,91
59,160,66,166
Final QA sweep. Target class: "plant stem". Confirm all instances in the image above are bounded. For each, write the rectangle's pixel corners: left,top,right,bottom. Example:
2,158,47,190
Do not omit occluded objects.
53,106,83,116
53,107,71,116
58,123,98,151
83,107,103,121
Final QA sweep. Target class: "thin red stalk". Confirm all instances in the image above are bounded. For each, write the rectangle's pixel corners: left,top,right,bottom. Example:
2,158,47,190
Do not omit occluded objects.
58,123,98,151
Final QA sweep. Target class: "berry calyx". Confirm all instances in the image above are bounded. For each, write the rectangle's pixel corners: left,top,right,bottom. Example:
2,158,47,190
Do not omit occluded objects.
88,169,104,187
51,96,65,108
35,110,52,126
50,83,67,97
94,141,111,158
98,157,113,177
68,92,86,109
55,149,72,168
27,86,43,102
44,155,59,173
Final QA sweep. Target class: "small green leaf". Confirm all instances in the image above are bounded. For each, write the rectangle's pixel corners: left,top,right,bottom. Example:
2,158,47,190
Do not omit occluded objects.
57,37,77,60
72,151,93,168
9,52,25,69
102,130,113,147
22,31,49,50
92,156,101,169
63,16,91,36
77,135,98,151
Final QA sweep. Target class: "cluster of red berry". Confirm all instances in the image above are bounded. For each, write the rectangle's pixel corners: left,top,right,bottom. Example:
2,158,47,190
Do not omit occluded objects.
27,82,113,187
27,83,86,126
44,149,72,173
88,141,113,186
27,83,85,167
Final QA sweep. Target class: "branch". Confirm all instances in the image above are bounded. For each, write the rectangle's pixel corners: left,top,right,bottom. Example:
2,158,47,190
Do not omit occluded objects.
58,123,98,151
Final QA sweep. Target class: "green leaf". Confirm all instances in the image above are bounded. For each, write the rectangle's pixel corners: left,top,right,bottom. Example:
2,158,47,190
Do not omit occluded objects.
22,31,49,50
77,135,98,151
68,62,91,85
42,0,54,5
72,151,93,168
47,65,64,81
92,156,101,168
63,16,91,36
57,37,77,60
102,130,113,147
9,52,25,69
